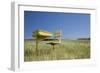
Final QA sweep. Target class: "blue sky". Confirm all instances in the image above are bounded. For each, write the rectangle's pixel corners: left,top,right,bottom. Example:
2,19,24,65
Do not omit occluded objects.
24,11,90,39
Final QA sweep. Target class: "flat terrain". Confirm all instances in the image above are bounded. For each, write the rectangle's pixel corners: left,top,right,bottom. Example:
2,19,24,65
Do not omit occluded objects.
24,39,90,62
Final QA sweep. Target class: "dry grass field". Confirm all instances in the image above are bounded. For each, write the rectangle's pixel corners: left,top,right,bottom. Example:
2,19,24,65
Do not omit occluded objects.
24,39,90,62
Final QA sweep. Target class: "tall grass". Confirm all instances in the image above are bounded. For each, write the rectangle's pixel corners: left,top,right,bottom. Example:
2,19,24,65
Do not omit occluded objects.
24,39,90,62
